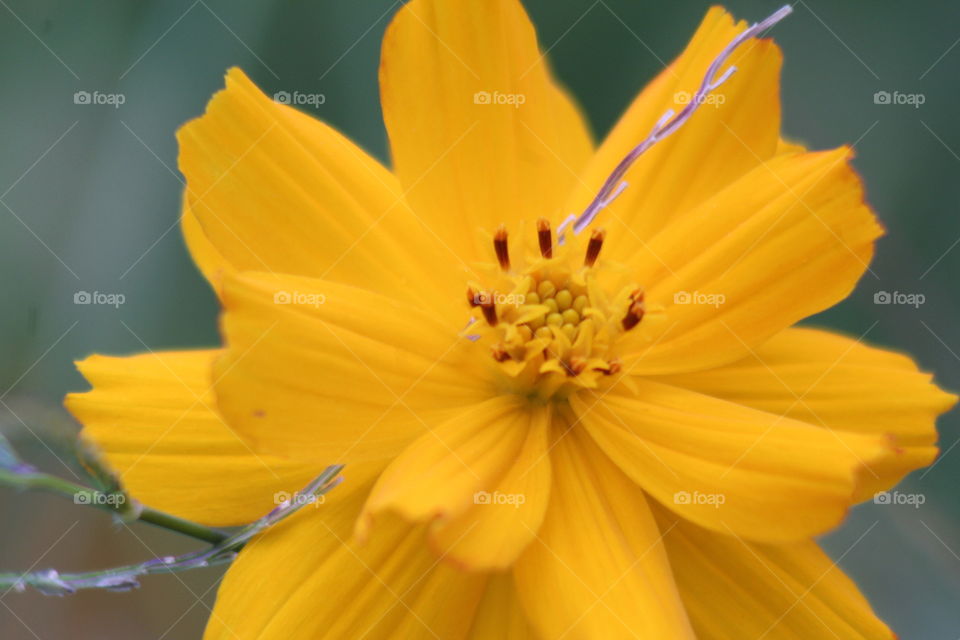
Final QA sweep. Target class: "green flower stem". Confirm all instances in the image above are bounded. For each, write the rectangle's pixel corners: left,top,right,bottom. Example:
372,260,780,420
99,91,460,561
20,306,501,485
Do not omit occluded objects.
137,508,230,544
0,467,230,544
0,464,345,595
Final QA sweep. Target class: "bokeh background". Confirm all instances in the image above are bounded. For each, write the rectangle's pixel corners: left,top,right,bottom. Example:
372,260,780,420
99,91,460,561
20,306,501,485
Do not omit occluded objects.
0,0,958,638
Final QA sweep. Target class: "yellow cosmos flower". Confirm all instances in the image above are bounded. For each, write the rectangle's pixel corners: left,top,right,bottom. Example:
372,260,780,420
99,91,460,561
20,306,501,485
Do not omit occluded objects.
66,1,954,638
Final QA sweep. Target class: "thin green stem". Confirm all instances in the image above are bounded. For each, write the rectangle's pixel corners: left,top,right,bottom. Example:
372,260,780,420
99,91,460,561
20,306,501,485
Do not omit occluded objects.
137,507,230,544
0,468,229,544
0,464,344,596
2,435,344,594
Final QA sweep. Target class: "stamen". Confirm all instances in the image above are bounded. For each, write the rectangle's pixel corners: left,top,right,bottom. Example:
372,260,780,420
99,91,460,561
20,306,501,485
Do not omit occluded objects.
563,356,587,377
466,224,646,395
584,228,606,267
480,298,498,326
622,301,645,331
466,287,481,307
493,224,510,270
537,218,553,258
601,359,622,375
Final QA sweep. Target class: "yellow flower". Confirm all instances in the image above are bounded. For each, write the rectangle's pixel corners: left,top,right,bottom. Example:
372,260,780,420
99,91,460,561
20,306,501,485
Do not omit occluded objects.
67,1,954,638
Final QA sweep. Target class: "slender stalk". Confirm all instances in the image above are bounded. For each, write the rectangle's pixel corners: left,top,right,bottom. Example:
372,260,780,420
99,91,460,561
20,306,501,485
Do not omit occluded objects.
560,4,794,239
0,465,345,595
0,467,230,543
137,508,230,544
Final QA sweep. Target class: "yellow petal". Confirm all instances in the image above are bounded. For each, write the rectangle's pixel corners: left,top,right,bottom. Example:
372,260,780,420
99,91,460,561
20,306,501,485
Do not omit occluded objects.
357,396,530,536
467,573,537,639
656,327,957,499
514,425,695,639
380,0,593,261
619,147,882,375
430,404,552,570
181,199,234,294
567,7,784,246
571,380,900,543
65,350,319,526
205,508,487,640
177,68,454,310
215,271,490,464
653,503,895,639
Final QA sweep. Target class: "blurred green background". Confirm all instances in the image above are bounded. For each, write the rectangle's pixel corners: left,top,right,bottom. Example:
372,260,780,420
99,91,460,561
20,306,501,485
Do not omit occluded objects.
0,0,958,637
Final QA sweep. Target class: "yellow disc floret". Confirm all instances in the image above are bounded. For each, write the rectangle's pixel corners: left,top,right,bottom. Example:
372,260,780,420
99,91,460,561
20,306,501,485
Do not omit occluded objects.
466,219,651,401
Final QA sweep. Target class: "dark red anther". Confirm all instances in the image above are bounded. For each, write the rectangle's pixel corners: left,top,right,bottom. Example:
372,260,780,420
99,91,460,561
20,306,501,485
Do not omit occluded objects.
480,298,498,326
621,301,645,330
491,345,510,362
493,224,510,270
537,218,553,259
584,228,606,267
601,358,622,375
466,287,481,307
563,356,587,377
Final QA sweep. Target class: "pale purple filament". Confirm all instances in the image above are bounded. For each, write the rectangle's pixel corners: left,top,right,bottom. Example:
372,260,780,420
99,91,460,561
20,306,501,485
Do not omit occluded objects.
560,4,793,240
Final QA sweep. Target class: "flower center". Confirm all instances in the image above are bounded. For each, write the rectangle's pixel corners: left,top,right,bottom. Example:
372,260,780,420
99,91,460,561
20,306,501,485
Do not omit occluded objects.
465,219,648,401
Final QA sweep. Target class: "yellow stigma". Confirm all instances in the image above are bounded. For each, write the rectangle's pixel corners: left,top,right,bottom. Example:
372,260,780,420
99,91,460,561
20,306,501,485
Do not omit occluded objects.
466,221,650,401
